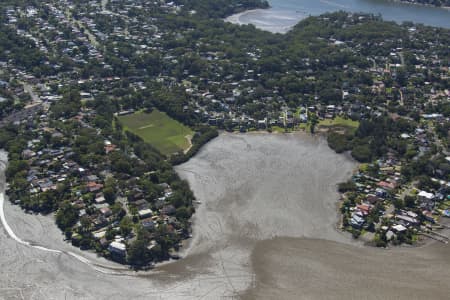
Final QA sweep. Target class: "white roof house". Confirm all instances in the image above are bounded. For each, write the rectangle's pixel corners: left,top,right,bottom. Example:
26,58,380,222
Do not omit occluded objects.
418,191,434,200
392,224,407,232
108,241,126,256
138,208,153,219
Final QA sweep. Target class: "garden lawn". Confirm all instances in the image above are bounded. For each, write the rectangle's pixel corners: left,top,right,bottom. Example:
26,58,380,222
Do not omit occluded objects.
119,110,193,155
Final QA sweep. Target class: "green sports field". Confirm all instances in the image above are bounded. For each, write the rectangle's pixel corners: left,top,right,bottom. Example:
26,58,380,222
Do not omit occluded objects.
119,110,193,155
318,116,359,133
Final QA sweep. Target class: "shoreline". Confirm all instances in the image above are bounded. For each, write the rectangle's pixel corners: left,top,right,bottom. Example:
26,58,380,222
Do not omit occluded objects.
224,0,450,31
1,132,450,299
1,127,446,275
224,7,305,34
0,150,142,276
225,130,449,249
0,129,440,271
1,188,135,276
224,8,265,25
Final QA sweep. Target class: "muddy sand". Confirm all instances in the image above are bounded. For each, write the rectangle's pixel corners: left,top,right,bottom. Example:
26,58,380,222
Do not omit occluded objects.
0,133,449,299
224,9,304,33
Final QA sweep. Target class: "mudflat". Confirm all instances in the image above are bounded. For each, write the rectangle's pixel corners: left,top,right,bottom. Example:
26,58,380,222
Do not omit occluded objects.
243,237,450,300
0,134,449,299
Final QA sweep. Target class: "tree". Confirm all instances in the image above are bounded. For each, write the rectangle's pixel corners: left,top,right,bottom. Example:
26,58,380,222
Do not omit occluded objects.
224,119,234,131
351,144,372,162
79,216,92,233
56,201,78,231
5,160,28,179
113,158,131,174
328,132,351,153
51,88,82,119
309,113,318,134
175,206,191,220
120,216,133,237
338,180,357,193
373,233,387,247
393,198,405,210
103,186,116,204
127,238,151,266
404,195,416,208
105,227,116,240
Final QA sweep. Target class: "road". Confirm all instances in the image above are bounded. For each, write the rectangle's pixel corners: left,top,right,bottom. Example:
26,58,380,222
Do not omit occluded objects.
101,0,108,11
399,51,405,66
0,103,43,128
21,81,40,104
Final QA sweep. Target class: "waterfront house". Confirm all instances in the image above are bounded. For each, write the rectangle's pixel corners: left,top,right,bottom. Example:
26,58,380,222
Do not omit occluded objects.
350,213,365,228
108,241,126,257
161,205,176,215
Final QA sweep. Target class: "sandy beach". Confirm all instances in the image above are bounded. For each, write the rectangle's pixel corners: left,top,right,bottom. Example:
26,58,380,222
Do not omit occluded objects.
225,8,305,33
224,9,262,25
1,134,449,299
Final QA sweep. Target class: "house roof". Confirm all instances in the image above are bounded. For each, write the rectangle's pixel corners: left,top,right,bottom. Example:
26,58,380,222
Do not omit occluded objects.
109,241,126,251
418,191,434,199
392,224,407,232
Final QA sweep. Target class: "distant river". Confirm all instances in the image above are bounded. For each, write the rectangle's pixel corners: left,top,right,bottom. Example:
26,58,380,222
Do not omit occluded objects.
226,0,450,33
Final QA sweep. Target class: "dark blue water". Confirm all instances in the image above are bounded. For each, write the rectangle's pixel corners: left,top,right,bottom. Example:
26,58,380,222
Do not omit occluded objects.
269,0,450,28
